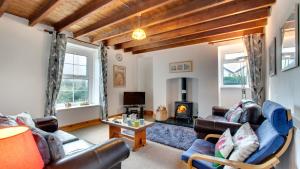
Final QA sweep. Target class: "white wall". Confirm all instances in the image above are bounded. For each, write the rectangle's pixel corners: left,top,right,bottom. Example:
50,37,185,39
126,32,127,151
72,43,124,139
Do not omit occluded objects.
140,44,218,118
265,0,300,168
107,48,138,116
0,14,51,118
138,56,153,111
0,14,138,126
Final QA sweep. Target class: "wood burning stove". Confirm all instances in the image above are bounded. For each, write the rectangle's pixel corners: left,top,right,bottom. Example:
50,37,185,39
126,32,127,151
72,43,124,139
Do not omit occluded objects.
174,78,193,122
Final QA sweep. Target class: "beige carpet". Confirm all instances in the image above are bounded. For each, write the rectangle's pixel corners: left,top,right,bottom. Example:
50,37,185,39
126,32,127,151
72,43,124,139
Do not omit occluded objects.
71,124,187,169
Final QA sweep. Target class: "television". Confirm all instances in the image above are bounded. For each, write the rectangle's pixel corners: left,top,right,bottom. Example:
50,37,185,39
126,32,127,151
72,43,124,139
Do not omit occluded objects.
123,92,145,105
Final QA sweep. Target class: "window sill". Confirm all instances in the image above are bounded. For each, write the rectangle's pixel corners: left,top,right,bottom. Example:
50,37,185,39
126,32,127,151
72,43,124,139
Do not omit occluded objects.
220,86,250,89
56,104,100,111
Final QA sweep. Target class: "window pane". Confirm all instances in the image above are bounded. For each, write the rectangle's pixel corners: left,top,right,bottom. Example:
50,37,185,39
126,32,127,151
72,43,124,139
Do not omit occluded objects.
74,55,87,65
57,91,73,104
60,79,73,91
63,64,73,75
223,62,247,86
74,79,88,90
74,65,87,76
74,90,88,103
65,53,73,64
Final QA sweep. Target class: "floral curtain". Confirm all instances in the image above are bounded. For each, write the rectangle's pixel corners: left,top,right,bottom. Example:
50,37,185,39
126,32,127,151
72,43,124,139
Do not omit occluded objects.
45,33,67,117
98,42,108,120
243,33,265,106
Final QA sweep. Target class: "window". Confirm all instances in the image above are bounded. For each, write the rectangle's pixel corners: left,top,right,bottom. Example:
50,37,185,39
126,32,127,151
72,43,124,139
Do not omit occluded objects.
56,53,89,105
222,52,248,86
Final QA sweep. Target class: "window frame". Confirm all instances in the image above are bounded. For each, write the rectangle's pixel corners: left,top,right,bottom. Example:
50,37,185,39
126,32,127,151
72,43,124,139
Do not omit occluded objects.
220,52,250,88
56,42,99,109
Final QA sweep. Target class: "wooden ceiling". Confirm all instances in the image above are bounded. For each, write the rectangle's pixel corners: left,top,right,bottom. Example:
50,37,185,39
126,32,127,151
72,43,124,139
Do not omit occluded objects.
2,0,275,54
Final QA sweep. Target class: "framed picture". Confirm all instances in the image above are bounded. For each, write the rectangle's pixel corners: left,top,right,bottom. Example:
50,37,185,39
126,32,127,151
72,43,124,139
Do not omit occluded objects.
169,61,193,73
113,65,126,87
280,4,300,71
269,37,276,76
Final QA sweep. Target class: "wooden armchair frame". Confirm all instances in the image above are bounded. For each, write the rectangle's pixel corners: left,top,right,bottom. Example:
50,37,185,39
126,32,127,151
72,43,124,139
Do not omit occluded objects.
186,111,294,169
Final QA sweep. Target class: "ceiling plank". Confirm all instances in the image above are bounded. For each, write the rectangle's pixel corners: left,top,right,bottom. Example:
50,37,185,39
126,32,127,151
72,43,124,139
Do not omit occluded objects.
74,0,172,38
128,21,266,52
29,0,61,26
90,0,232,42
54,0,113,31
118,8,269,49
0,0,8,17
132,27,264,54
105,0,274,45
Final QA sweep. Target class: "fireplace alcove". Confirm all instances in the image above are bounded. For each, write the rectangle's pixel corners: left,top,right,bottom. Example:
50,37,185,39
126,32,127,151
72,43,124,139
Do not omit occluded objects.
159,77,199,127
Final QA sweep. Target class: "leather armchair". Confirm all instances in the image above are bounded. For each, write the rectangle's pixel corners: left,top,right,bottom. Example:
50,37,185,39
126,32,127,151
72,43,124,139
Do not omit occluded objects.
34,116,130,169
194,104,263,139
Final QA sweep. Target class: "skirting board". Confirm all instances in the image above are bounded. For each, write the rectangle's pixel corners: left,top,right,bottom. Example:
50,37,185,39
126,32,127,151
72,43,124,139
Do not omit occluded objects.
59,119,101,132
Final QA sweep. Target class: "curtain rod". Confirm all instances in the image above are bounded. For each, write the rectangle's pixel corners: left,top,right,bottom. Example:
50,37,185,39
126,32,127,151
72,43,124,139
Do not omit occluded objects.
43,29,100,48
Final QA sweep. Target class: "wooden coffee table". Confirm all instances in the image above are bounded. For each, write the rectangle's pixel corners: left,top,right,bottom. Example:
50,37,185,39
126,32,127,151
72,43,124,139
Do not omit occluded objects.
102,117,154,151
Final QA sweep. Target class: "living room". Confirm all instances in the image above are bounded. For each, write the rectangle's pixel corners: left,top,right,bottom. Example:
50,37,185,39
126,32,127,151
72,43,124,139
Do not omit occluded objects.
0,0,299,169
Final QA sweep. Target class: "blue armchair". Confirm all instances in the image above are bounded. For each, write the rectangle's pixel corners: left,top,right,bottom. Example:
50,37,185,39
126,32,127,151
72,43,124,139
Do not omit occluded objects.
181,100,294,169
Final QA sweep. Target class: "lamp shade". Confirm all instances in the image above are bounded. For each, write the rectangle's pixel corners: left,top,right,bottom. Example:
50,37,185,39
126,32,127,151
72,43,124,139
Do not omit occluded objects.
0,126,44,169
132,28,146,40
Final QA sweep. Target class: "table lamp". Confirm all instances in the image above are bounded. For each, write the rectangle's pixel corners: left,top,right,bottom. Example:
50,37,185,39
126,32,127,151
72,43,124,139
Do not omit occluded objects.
0,126,44,169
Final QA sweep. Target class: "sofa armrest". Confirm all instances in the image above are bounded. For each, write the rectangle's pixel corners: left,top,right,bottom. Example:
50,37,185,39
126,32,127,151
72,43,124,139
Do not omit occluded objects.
34,116,58,132
194,118,259,139
46,138,130,169
212,106,229,117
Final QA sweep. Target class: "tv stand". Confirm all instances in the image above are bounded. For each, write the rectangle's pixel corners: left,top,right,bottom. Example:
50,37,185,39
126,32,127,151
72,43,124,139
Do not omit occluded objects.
124,105,144,119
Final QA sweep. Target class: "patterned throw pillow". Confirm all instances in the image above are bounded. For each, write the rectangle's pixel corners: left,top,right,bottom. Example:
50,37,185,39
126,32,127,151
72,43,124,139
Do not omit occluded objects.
226,107,243,123
31,129,51,165
213,129,234,168
31,127,65,162
224,123,259,169
16,112,36,128
0,114,18,127
47,134,65,161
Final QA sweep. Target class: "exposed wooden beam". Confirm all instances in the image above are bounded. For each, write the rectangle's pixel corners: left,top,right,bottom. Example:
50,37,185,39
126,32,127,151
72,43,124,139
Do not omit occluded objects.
54,0,113,31
117,8,269,49
106,0,274,45
131,27,264,53
74,0,171,38
0,0,8,17
132,27,264,54
90,0,232,42
29,0,61,26
128,20,267,52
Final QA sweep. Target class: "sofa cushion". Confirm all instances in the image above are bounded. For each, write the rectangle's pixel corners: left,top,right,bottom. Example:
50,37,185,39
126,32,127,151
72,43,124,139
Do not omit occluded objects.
245,120,285,164
262,100,292,136
205,115,227,122
63,140,94,156
181,139,215,169
53,130,79,144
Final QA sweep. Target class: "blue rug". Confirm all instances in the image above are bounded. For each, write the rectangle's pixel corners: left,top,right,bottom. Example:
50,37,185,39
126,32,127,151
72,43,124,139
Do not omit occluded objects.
124,122,197,150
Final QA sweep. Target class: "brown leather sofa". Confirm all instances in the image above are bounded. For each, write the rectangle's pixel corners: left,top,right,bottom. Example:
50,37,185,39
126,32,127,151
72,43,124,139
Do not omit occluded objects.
194,103,263,139
33,116,130,169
